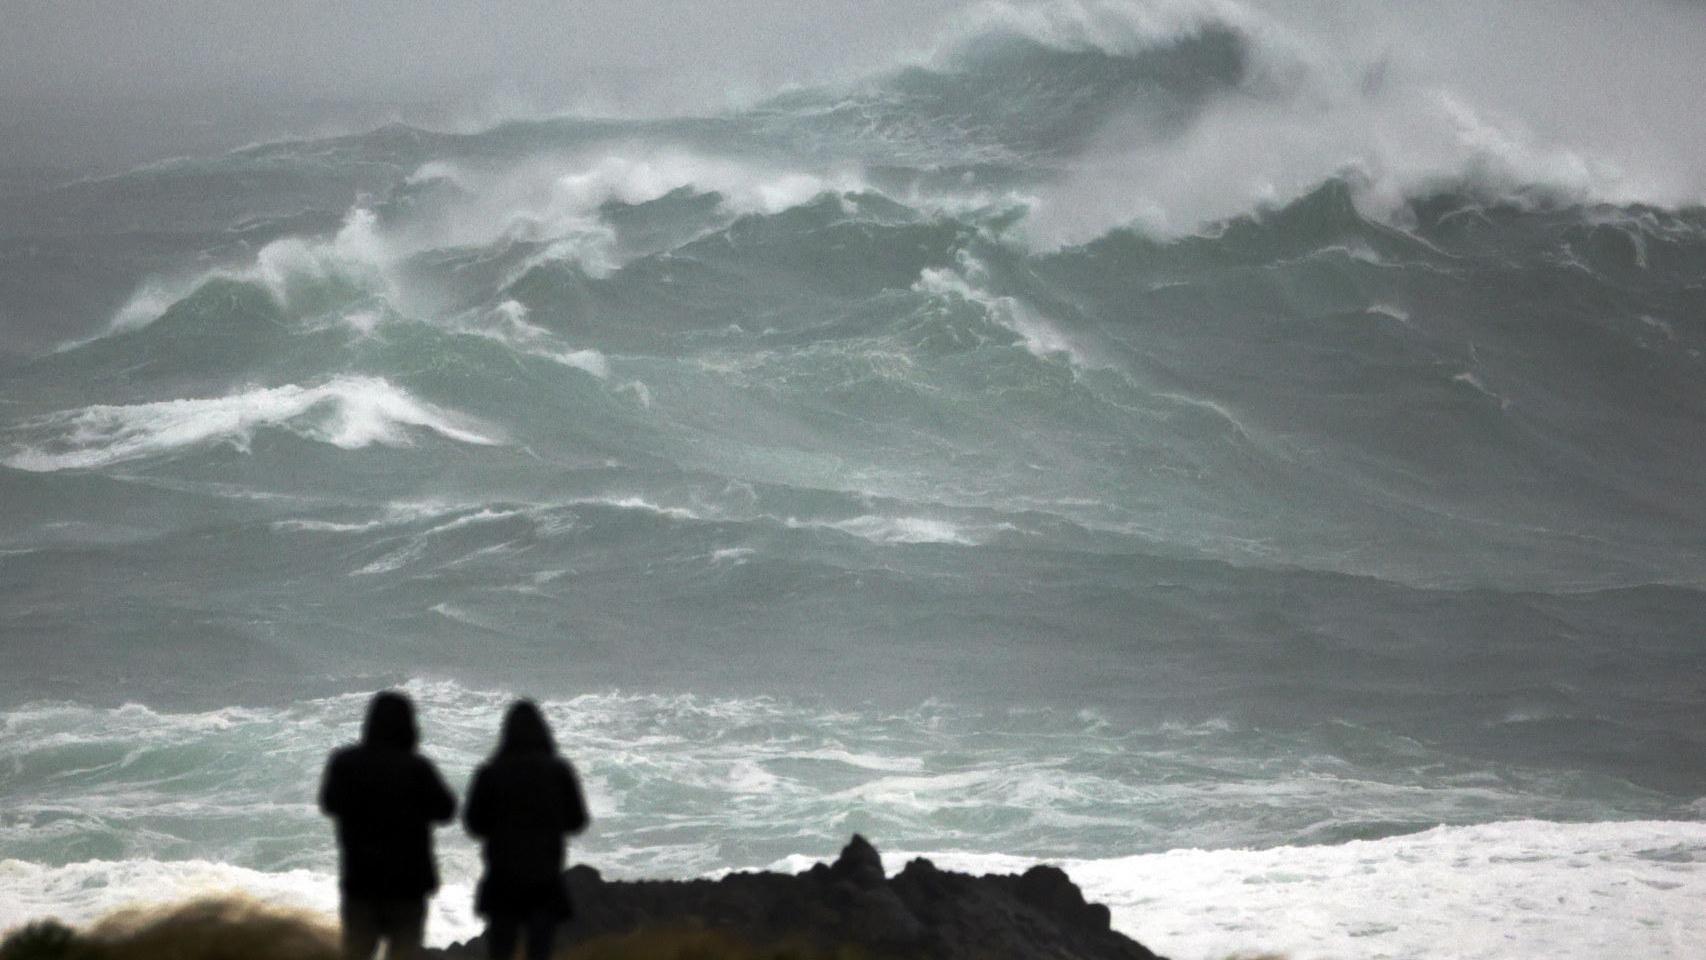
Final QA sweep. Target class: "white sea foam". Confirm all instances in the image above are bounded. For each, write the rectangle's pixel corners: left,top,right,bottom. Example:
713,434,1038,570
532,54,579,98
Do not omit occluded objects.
981,0,1706,243
790,749,925,773
1151,391,1256,442
454,300,612,378
2,377,499,472
541,154,862,220
100,208,397,340
914,252,1095,367
271,500,486,536
251,209,392,308
786,514,980,545
1367,302,1411,323
421,508,526,537
940,0,1283,63
568,496,706,522
5,683,1704,956
9,820,1699,957
549,349,612,378
412,152,864,240
1453,371,1511,410
430,603,500,631
860,819,1706,960
339,517,531,579
616,380,653,408
270,518,393,534
404,160,470,190
104,284,185,339
373,151,868,285
349,541,429,576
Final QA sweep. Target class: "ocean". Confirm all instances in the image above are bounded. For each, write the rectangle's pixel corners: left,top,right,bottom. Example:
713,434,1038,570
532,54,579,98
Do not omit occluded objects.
2,3,1704,958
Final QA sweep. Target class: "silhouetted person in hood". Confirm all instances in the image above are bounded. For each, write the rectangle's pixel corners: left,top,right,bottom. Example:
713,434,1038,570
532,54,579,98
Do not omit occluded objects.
464,699,589,960
320,691,457,960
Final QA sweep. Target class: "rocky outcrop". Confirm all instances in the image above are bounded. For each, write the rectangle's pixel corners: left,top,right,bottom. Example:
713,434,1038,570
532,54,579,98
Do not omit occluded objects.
437,835,1164,960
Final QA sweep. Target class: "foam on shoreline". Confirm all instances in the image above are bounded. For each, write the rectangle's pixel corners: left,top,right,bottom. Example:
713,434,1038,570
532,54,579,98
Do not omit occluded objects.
5,819,1704,959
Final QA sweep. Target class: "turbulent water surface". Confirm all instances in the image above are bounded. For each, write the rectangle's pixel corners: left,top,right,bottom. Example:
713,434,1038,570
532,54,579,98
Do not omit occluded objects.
3,3,1705,958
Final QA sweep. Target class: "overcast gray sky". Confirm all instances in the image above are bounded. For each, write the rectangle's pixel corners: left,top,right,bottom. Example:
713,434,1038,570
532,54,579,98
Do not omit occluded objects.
0,0,980,174
3,0,1704,197
0,1,970,113
8,1,1705,102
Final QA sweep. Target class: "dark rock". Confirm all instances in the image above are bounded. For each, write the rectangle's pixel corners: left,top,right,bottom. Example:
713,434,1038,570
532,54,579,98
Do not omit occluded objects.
428,836,1165,960
1018,864,1099,924
0,920,76,960
839,882,926,947
828,833,886,887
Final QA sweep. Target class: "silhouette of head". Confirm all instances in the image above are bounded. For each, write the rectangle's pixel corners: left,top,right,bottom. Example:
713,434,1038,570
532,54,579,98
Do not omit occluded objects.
496,699,555,757
362,690,420,752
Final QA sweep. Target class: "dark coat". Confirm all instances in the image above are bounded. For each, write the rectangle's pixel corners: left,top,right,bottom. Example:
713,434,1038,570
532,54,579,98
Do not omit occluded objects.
320,692,457,899
464,702,590,919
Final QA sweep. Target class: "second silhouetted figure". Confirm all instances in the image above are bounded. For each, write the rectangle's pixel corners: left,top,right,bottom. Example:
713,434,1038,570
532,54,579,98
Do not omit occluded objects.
465,700,590,960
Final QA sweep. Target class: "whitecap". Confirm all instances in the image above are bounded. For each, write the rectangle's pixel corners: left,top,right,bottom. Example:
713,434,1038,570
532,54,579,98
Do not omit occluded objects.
567,496,705,522
269,518,392,534
3,377,499,472
94,207,398,342
455,300,610,378
787,514,980,545
1453,370,1511,409
914,252,1094,368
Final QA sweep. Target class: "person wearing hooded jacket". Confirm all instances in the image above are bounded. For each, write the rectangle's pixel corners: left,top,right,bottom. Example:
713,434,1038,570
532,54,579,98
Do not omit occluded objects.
464,699,590,960
320,691,457,960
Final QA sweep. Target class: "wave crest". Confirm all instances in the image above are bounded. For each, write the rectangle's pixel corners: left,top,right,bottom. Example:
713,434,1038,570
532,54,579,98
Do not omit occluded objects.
2,377,498,472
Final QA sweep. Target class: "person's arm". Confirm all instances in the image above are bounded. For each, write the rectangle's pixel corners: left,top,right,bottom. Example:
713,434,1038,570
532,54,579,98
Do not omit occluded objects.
318,750,347,818
462,767,490,838
419,759,457,824
560,761,590,835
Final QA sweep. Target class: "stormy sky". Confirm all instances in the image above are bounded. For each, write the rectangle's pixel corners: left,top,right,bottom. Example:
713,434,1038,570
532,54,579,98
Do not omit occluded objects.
0,0,968,173
2,0,1704,188
0,1,966,109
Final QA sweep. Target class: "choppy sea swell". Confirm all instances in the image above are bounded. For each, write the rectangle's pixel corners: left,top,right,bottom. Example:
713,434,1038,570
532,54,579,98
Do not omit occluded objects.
2,3,1704,958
